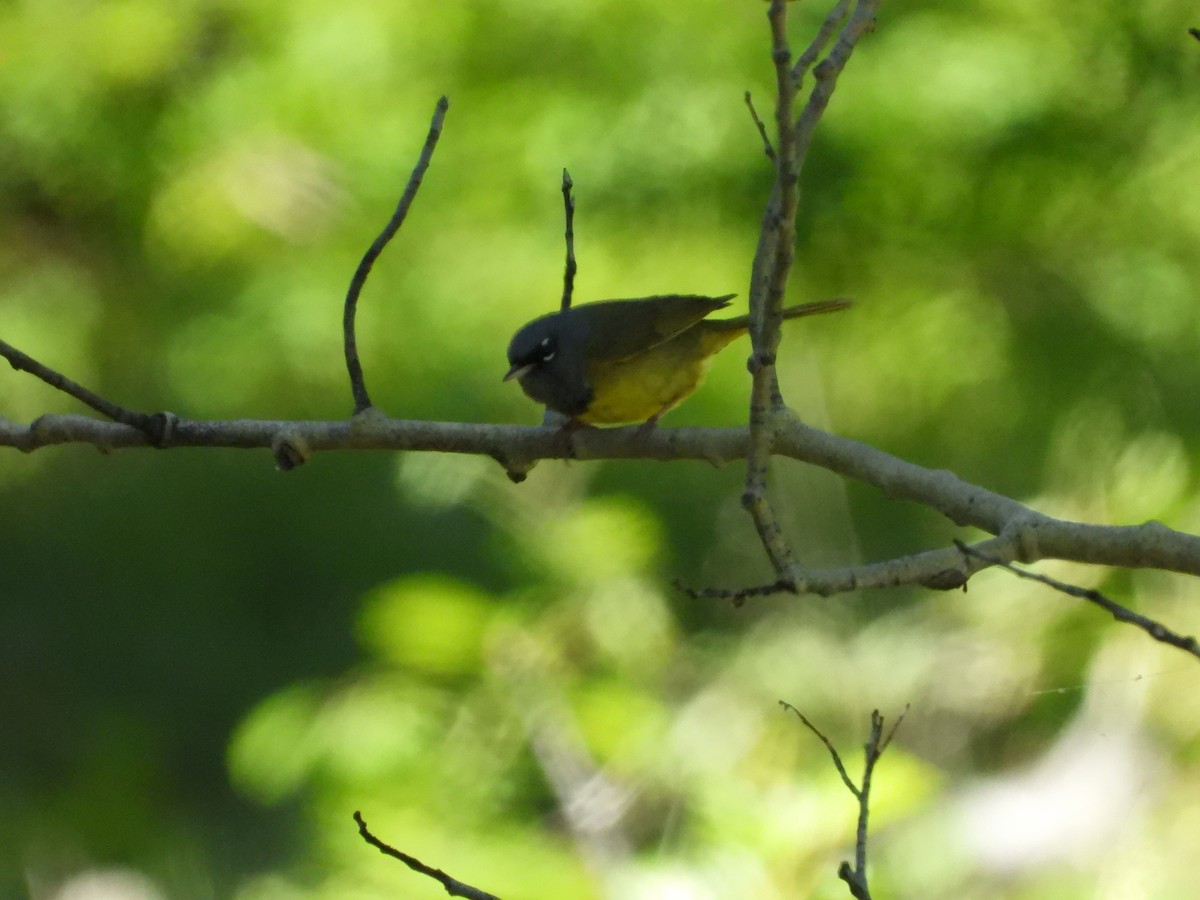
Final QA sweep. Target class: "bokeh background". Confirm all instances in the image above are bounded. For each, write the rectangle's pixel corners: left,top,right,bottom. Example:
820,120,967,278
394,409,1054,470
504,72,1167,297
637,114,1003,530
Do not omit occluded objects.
3,2,1200,898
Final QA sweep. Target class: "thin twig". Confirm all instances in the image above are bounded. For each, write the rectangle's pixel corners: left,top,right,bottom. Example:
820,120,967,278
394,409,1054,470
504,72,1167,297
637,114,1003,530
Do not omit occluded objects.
743,91,776,161
779,701,859,796
955,540,1200,661
344,96,449,414
560,169,577,312
1190,27,1200,42
877,704,909,755
673,577,795,607
0,338,156,436
354,810,501,900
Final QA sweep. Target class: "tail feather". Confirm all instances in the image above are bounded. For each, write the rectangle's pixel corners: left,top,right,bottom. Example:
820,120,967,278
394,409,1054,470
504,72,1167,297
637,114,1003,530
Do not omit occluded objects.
708,297,851,332
780,297,852,319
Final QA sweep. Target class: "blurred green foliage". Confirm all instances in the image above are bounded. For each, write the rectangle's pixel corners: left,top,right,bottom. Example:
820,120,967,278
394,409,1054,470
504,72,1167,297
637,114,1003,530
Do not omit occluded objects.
3,1,1200,898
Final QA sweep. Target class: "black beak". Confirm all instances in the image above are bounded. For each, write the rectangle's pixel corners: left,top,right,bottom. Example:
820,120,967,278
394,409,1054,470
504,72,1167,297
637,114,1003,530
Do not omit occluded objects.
503,363,533,382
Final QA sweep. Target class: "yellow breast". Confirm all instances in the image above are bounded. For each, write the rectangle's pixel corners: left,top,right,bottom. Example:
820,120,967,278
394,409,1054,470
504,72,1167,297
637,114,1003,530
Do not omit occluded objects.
578,326,743,425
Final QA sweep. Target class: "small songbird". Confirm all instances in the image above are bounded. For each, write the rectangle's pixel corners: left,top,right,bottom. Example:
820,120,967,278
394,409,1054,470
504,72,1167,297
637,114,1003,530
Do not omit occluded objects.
504,294,849,426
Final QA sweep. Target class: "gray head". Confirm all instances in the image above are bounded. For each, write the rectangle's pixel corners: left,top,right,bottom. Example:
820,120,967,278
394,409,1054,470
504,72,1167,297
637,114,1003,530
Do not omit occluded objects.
504,309,593,417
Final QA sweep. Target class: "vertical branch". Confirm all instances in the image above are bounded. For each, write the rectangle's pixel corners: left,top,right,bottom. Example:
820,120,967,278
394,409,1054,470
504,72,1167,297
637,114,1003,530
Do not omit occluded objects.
560,169,577,311
344,96,450,414
743,0,802,581
742,0,876,584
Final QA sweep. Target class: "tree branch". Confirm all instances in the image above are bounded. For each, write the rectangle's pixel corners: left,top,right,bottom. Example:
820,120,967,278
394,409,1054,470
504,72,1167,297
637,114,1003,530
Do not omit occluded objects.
7,412,1200,577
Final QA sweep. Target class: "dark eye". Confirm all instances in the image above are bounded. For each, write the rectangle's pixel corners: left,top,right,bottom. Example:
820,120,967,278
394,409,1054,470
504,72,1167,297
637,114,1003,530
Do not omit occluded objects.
539,337,556,362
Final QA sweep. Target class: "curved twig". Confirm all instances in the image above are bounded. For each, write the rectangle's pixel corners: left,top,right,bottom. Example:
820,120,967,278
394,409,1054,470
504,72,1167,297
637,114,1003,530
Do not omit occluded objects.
344,96,449,414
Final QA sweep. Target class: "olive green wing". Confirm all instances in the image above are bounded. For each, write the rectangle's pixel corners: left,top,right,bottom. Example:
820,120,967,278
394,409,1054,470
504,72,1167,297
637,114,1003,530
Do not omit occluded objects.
574,294,735,362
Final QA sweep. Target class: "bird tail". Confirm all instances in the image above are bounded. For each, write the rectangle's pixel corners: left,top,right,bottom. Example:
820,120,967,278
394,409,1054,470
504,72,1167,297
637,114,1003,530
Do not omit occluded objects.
780,297,852,319
710,297,851,334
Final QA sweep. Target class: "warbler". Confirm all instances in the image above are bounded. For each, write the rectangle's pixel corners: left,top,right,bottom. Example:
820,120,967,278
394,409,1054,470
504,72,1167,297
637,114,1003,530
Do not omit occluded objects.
504,293,849,425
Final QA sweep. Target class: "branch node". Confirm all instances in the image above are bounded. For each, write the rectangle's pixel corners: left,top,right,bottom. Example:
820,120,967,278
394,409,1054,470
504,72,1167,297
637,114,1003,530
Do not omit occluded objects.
147,411,179,448
494,451,535,483
919,567,968,591
272,431,311,471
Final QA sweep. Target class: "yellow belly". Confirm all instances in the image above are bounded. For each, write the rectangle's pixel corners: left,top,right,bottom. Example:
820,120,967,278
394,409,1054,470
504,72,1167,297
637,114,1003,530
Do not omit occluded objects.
578,327,742,425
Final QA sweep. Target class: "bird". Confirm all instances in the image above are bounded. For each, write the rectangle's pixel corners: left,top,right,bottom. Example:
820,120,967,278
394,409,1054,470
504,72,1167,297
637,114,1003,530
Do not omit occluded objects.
504,293,849,426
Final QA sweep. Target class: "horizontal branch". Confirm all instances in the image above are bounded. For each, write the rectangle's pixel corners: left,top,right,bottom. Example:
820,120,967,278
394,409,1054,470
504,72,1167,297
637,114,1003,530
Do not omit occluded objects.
6,412,1200,583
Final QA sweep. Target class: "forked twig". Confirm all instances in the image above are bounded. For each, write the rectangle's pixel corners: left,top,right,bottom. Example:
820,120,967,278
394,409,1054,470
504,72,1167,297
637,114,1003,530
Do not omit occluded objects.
780,702,907,900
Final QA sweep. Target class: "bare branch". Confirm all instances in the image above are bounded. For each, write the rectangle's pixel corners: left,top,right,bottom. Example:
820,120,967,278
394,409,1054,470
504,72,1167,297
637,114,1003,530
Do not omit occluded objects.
956,540,1200,661
354,811,500,900
560,169,577,312
344,96,449,414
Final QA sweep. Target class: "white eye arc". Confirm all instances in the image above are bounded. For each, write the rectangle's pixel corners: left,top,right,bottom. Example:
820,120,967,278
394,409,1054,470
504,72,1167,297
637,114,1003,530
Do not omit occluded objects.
541,350,556,362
